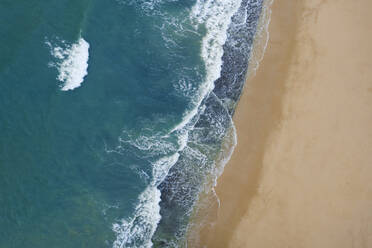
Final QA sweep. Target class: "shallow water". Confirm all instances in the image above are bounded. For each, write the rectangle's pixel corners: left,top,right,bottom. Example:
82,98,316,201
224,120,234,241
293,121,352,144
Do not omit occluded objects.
0,0,263,247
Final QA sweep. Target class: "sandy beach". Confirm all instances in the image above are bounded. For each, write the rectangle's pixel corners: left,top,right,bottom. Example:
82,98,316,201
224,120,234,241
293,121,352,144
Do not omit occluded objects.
199,0,372,247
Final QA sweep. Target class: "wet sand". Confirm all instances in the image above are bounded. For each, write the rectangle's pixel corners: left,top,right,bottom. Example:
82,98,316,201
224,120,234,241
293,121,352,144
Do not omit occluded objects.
200,0,372,247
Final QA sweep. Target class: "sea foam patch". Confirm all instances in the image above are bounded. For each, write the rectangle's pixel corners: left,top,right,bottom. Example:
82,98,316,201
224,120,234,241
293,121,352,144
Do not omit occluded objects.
46,38,90,91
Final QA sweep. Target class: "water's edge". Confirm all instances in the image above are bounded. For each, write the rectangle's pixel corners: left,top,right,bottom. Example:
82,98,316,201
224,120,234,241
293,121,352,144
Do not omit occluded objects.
110,0,269,247
155,0,270,246
184,0,274,247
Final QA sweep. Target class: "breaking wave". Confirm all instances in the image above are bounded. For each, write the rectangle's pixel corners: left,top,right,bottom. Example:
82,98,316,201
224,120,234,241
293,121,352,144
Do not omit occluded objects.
46,37,90,91
113,154,180,248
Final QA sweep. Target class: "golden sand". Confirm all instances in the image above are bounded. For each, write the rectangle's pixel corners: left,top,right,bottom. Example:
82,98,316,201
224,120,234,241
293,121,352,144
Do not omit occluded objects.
200,0,372,247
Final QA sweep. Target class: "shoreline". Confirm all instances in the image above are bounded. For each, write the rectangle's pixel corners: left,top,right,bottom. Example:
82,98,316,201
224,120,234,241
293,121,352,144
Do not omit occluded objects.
185,1,269,246
198,0,302,246
200,0,372,247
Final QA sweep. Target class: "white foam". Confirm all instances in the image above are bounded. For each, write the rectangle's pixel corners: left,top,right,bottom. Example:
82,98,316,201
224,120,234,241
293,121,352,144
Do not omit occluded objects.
112,153,180,248
152,153,180,186
47,38,90,91
113,187,161,248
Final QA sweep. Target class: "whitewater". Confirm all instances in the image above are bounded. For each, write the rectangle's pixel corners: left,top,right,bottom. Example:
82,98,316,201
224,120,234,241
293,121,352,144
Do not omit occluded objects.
46,37,90,91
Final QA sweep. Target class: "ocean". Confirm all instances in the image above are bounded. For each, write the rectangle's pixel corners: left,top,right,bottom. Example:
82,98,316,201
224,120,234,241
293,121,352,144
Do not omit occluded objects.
0,0,264,247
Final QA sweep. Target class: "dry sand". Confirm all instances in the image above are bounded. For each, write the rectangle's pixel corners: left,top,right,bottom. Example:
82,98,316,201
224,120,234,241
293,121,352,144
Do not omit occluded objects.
200,0,372,247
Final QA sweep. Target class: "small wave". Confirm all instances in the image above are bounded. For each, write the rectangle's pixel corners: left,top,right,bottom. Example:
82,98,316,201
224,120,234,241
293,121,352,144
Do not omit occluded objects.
46,37,90,91
112,153,180,248
113,186,162,248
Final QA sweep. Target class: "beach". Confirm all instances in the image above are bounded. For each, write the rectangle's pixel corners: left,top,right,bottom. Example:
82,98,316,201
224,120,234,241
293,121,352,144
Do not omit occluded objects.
200,0,372,247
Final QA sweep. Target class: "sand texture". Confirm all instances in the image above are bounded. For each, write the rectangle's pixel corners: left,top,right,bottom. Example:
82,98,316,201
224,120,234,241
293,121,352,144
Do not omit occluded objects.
200,0,372,247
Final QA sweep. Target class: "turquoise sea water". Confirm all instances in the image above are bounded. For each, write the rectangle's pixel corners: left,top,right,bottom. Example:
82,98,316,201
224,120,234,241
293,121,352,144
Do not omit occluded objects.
0,0,264,247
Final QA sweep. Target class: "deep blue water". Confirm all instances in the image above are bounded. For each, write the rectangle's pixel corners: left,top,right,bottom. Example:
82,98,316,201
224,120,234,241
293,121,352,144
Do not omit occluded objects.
0,0,264,247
